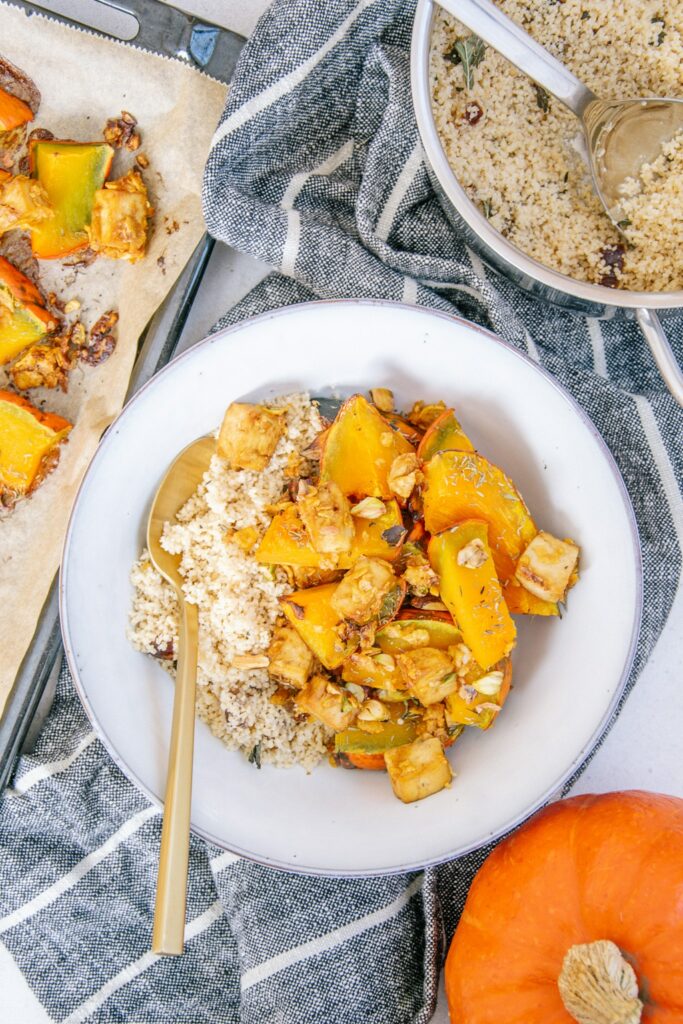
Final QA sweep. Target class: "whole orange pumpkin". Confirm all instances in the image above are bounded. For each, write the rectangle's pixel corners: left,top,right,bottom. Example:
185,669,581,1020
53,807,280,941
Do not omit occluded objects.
445,791,683,1024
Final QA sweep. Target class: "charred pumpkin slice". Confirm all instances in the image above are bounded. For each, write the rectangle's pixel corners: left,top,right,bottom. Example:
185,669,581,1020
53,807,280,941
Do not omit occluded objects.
280,583,358,670
30,140,114,258
256,498,406,568
0,389,71,498
423,450,536,582
0,85,33,131
417,408,474,461
428,520,516,671
0,257,56,365
319,394,414,498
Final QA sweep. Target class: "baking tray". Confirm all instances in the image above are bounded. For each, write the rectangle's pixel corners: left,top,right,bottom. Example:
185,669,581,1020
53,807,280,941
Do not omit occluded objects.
0,0,244,791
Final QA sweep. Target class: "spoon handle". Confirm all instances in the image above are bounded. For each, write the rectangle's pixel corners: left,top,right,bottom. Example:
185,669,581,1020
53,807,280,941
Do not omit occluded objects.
635,309,683,407
439,0,596,118
152,597,199,955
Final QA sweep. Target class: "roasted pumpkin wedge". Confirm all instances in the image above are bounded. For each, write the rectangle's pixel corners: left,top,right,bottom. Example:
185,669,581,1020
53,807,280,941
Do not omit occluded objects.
256,498,406,568
335,719,418,770
376,611,461,654
503,578,559,617
0,257,56,365
417,408,474,461
423,450,536,581
29,139,114,258
320,393,414,498
428,520,516,671
280,583,358,670
383,411,423,445
0,86,33,131
341,649,404,692
445,658,512,731
0,389,71,499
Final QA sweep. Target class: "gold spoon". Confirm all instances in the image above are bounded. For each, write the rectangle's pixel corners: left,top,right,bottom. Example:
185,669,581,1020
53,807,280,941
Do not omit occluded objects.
147,434,215,955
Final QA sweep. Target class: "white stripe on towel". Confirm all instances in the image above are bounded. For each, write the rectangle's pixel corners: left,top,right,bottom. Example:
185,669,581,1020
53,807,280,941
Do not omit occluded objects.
210,850,242,873
0,806,159,935
61,900,223,1024
376,142,423,242
211,0,380,148
587,319,608,377
402,276,418,304
241,874,424,991
11,732,96,796
634,395,683,555
281,208,301,276
281,139,354,210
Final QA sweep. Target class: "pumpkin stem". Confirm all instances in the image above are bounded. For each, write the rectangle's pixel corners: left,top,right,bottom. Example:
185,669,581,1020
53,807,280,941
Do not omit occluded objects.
558,940,643,1024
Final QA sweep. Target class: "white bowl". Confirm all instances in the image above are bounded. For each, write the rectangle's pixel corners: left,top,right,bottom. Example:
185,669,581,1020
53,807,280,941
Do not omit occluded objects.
60,300,641,876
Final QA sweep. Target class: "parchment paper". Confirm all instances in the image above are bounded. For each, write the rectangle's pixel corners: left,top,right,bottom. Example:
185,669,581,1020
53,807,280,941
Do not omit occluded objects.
0,2,227,713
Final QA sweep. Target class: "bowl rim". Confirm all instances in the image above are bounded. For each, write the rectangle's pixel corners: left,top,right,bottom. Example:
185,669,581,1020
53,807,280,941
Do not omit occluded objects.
60,298,643,876
411,0,683,310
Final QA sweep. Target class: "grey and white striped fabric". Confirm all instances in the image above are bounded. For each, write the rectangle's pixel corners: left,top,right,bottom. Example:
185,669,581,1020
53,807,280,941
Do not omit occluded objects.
1,0,681,1020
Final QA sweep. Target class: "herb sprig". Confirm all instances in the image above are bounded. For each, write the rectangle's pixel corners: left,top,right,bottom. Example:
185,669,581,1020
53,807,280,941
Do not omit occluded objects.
445,34,487,90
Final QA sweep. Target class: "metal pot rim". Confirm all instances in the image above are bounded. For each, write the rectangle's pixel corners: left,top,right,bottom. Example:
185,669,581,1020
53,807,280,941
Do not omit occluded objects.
411,0,683,311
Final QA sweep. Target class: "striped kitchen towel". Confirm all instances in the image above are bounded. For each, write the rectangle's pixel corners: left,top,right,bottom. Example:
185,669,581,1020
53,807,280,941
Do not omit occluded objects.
0,1,681,1022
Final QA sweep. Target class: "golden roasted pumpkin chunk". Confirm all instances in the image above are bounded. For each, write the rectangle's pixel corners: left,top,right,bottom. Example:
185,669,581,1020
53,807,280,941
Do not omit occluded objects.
298,480,354,556
217,402,285,471
0,174,52,237
320,394,414,498
515,531,580,603
341,649,404,692
416,408,474,461
0,389,71,501
0,256,56,366
384,737,452,803
377,614,461,654
29,139,114,258
444,657,512,731
267,624,314,690
0,86,33,131
429,520,516,671
256,498,405,569
280,582,358,670
503,579,559,617
295,674,358,731
89,169,152,263
396,647,458,706
423,451,536,582
330,556,399,625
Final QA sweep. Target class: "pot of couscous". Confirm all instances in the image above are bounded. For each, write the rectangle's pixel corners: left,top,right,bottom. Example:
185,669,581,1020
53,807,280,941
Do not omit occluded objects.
411,0,683,401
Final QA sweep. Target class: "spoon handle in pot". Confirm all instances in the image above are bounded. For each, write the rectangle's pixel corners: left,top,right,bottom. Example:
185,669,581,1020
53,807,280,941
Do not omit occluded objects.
152,597,199,955
438,0,596,117
635,308,683,407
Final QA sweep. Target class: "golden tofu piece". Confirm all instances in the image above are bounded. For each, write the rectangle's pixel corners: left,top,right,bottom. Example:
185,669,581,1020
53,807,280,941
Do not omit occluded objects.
330,556,397,624
217,402,285,471
295,673,358,731
397,647,458,706
298,480,354,555
0,174,52,236
89,169,152,262
384,737,452,803
515,531,579,603
267,625,314,690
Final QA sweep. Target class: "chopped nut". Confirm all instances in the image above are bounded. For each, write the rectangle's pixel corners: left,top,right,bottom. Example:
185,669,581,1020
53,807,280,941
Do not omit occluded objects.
81,309,118,367
63,298,81,314
380,431,395,448
450,642,473,676
231,654,270,670
458,683,479,705
388,452,420,500
135,152,150,169
350,496,386,520
357,698,389,722
457,537,488,569
370,387,394,412
471,669,504,696
345,682,366,703
103,110,141,151
403,557,439,597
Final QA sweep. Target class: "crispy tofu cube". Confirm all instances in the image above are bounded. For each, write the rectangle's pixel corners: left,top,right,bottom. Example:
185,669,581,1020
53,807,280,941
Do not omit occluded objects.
217,402,285,471
384,737,452,803
330,556,396,624
515,531,579,603
0,174,52,236
267,625,314,690
295,673,358,731
298,480,354,555
89,169,151,262
397,647,458,706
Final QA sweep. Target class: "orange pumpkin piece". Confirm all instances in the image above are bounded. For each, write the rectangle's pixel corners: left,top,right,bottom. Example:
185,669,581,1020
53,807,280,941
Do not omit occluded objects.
446,791,683,1024
503,578,559,616
444,657,512,730
416,408,474,461
256,498,406,568
319,393,414,498
0,85,33,131
0,257,56,366
29,139,115,258
280,583,358,670
0,389,71,500
423,450,536,582
428,520,516,671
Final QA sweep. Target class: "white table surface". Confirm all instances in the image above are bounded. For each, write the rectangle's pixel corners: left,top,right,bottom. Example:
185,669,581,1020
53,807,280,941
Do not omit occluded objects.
3,1,682,1021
